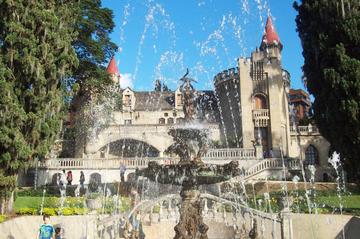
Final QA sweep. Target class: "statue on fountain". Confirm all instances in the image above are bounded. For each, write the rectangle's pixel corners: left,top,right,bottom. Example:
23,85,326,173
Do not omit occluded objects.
136,69,241,239
180,68,197,123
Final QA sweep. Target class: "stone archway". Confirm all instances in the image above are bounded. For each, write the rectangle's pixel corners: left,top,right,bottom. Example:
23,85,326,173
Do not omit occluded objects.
101,138,160,158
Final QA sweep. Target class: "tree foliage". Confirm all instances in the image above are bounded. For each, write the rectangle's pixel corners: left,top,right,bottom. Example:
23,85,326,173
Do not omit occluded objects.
71,0,118,100
66,0,118,154
294,0,360,180
0,0,78,200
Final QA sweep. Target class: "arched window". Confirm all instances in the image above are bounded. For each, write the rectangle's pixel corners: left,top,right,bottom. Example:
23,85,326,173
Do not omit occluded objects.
159,118,165,124
254,95,267,109
305,145,319,165
177,117,185,124
167,117,174,124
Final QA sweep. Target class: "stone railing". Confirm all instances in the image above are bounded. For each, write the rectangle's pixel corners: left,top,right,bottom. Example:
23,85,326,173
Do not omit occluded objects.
252,109,269,127
97,192,282,239
203,148,256,160
252,109,269,119
37,157,179,169
37,148,258,170
290,125,319,135
244,158,301,180
103,123,220,135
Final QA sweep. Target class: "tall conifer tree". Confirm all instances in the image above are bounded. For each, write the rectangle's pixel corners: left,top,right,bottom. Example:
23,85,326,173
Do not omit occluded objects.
294,0,360,180
0,0,78,212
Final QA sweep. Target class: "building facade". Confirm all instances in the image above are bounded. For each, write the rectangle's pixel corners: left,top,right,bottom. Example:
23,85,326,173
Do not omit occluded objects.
58,16,331,182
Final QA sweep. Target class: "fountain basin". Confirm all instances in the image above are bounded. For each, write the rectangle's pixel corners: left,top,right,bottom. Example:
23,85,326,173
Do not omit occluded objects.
136,160,240,187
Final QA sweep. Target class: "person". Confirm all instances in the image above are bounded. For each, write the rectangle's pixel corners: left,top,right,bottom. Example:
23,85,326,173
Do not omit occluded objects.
268,148,274,158
54,227,61,239
120,163,126,182
79,171,85,187
66,171,73,185
38,215,54,239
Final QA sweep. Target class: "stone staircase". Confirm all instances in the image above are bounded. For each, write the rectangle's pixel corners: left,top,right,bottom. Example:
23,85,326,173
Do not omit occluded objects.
244,158,301,180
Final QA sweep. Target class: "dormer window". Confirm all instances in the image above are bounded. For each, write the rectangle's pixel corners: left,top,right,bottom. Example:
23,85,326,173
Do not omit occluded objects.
176,94,183,106
124,95,131,107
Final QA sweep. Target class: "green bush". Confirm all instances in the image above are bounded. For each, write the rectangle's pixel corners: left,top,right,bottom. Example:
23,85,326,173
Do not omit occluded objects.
0,215,7,223
58,207,74,216
65,197,85,208
16,208,37,215
152,205,160,213
73,208,89,215
57,207,88,215
41,208,57,216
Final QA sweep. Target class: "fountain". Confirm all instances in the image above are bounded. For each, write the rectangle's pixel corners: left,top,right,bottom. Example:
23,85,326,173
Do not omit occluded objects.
136,70,241,239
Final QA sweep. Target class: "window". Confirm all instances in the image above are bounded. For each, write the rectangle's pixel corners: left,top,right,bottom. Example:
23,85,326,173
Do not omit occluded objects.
254,95,267,109
177,117,185,124
124,95,132,106
164,113,168,117
173,112,177,117
305,145,319,165
167,117,174,124
124,119,132,125
176,94,183,106
159,118,165,124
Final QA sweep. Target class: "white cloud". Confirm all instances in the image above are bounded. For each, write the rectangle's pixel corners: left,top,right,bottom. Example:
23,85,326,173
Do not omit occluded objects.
120,73,134,89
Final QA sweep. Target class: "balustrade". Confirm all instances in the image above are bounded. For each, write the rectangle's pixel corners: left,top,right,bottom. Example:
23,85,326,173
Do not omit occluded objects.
290,125,319,134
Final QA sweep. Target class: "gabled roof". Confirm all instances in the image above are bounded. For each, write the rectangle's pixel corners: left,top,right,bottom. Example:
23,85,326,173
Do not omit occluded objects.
260,16,282,50
106,56,120,75
133,91,175,111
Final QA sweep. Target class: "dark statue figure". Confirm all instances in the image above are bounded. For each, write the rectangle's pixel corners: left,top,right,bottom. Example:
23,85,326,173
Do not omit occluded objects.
136,70,241,239
180,68,198,123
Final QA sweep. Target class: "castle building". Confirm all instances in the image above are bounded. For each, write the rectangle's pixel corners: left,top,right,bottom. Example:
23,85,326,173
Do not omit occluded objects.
214,17,291,157
54,16,331,184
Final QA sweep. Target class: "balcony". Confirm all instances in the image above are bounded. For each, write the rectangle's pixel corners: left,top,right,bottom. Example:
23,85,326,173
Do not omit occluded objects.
252,109,269,127
290,125,319,135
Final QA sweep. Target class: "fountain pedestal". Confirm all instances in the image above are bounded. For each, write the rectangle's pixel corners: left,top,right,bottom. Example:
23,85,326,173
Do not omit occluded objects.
174,187,208,239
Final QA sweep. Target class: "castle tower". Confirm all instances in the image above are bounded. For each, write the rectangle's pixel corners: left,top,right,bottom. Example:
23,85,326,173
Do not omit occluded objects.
213,16,290,157
107,56,121,85
251,16,290,157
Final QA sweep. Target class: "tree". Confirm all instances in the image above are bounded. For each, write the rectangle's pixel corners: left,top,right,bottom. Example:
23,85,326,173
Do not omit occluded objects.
71,0,118,99
294,0,360,181
0,0,78,213
66,0,118,156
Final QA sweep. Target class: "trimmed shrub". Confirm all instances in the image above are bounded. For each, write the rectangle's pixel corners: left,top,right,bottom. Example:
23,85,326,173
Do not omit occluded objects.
16,208,37,215
41,208,57,216
0,215,7,223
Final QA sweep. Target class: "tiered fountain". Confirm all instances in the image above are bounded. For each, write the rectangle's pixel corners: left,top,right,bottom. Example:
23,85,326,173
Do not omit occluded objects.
136,70,241,239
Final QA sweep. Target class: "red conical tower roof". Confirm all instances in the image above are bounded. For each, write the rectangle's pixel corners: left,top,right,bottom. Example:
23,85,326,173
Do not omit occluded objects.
260,16,282,50
106,56,120,75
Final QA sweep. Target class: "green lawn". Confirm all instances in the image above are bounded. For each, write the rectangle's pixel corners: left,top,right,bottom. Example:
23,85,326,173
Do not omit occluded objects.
14,196,64,210
14,195,131,214
317,195,360,209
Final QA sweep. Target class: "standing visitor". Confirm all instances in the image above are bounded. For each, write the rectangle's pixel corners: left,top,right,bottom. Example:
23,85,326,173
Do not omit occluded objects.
55,227,62,239
66,171,73,185
38,215,54,239
120,163,126,182
79,171,85,187
268,148,274,158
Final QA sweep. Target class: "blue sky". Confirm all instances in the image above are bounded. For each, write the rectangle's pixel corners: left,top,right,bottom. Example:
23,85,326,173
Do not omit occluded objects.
102,0,305,92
